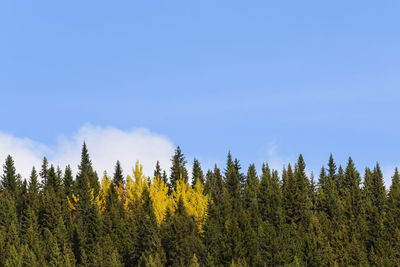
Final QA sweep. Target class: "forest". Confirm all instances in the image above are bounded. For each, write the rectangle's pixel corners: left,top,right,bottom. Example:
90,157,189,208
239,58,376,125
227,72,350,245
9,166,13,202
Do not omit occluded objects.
0,143,399,267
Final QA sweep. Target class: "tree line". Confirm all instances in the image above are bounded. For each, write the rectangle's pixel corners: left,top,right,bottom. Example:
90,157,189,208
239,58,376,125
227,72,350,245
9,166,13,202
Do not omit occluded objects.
0,143,400,266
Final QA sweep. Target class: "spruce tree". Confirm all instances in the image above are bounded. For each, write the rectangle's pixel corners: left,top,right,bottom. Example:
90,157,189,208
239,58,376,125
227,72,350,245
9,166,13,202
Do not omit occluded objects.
113,160,124,187
386,168,400,264
192,158,205,186
39,157,49,189
45,164,61,193
0,191,19,266
154,160,162,179
225,152,242,212
27,167,40,213
1,155,19,195
363,164,387,264
63,165,73,197
161,198,204,266
243,164,260,228
170,146,189,190
133,187,162,265
76,142,99,196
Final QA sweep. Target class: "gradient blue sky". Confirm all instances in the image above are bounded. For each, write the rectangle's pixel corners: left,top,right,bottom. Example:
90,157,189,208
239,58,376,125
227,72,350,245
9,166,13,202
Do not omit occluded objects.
1,1,400,184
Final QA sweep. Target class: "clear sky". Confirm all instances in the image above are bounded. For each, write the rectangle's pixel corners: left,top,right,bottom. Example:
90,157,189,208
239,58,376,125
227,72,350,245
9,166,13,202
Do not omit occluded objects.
1,1,400,185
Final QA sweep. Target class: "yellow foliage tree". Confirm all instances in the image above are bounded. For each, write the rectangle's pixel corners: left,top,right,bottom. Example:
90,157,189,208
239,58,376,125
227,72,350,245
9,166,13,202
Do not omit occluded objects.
150,176,171,224
97,172,112,215
125,161,148,210
171,177,210,232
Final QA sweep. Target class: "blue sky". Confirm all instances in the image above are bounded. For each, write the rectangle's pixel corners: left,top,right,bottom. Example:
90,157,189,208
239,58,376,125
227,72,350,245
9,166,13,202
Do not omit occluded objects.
1,1,400,185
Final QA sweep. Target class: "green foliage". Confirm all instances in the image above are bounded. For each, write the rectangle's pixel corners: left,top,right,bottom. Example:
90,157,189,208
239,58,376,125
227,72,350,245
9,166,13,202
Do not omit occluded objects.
192,158,204,186
170,146,189,190
3,145,400,266
63,165,74,196
161,197,204,266
113,160,124,187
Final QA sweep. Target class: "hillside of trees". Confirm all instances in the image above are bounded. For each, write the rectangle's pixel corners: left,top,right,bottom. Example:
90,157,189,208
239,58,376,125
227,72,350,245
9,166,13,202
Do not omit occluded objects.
1,143,400,266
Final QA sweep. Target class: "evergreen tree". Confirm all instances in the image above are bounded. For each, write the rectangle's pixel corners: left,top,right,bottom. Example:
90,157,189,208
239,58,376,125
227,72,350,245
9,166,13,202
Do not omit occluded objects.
75,142,99,196
1,155,20,195
113,160,124,187
27,167,40,213
363,164,387,264
0,191,19,266
170,146,189,190
161,198,204,266
386,168,400,264
45,165,61,192
162,170,168,185
132,187,162,265
154,160,162,179
63,165,74,197
225,152,242,212
40,157,49,188
192,158,205,186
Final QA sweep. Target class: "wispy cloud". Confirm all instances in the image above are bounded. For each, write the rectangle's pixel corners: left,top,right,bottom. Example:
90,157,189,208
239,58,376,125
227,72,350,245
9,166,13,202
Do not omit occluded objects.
261,141,295,174
0,124,175,180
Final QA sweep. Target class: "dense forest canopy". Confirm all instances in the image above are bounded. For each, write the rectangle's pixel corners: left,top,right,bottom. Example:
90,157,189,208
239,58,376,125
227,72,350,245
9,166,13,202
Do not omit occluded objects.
1,143,399,266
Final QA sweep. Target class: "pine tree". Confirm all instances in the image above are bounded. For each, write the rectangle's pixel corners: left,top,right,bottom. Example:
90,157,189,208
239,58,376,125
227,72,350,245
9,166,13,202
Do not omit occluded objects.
39,187,62,234
43,228,63,266
258,163,285,265
27,167,40,213
161,197,204,266
225,152,242,213
21,205,42,265
113,160,124,187
386,168,400,264
45,165,61,192
63,165,74,197
203,166,232,265
363,164,387,264
1,155,20,196
40,157,49,188
243,164,260,229
132,187,162,265
154,161,162,179
0,191,20,266
192,158,205,186
76,142,99,196
162,170,168,185
170,146,189,191
4,245,22,267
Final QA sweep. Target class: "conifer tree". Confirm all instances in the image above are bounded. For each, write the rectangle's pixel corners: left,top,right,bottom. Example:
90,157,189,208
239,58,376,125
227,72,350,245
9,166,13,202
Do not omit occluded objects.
363,164,387,264
386,168,400,263
203,166,231,265
40,157,49,188
225,152,242,212
63,165,74,197
132,187,162,265
75,142,99,196
113,160,124,187
243,164,260,229
192,158,204,186
170,146,189,190
154,160,162,179
162,170,168,185
0,191,19,266
1,155,20,195
45,165,62,193
27,167,40,213
161,197,204,266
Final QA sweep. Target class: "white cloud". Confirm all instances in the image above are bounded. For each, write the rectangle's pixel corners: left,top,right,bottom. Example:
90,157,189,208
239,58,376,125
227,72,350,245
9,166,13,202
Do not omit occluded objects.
0,124,175,180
